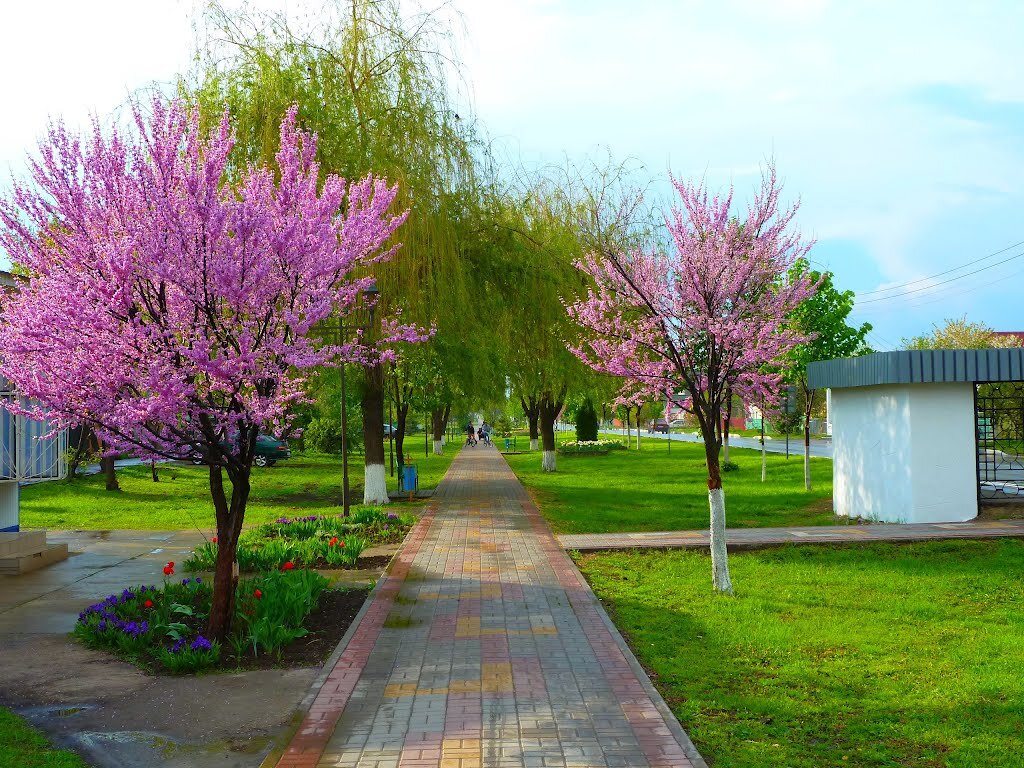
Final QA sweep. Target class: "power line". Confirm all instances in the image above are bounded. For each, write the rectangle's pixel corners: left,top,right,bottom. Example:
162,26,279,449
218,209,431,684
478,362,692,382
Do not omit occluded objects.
855,238,1024,299
857,261,1024,315
854,248,1024,306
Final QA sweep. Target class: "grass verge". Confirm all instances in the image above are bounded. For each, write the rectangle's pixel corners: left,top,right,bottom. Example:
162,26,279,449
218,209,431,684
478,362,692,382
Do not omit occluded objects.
503,433,833,534
0,707,89,768
20,444,458,530
577,540,1024,768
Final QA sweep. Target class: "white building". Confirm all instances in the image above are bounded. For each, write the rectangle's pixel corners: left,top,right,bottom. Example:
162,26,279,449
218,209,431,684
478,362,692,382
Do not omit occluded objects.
808,349,1024,524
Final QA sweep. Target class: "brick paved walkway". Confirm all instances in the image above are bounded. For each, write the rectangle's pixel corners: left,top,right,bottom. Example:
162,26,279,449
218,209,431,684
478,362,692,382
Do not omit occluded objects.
559,519,1024,552
276,447,705,768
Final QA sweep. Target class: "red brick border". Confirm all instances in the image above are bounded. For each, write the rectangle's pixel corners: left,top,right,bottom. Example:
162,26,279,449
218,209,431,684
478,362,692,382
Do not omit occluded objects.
275,505,438,768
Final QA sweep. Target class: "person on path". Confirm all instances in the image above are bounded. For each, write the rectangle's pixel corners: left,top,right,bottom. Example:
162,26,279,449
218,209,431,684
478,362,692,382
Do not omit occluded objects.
481,421,492,446
465,422,477,446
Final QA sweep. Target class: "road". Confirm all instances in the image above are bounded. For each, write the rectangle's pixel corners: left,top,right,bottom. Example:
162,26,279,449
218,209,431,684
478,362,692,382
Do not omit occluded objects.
600,429,834,458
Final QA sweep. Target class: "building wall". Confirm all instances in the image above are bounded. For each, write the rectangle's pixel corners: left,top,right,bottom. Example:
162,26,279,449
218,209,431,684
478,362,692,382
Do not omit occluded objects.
831,382,977,523
907,383,977,522
0,482,19,532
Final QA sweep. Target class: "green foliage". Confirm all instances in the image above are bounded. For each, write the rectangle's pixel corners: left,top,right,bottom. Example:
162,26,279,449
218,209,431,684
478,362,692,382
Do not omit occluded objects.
579,540,1024,768
303,417,343,454
154,641,222,674
0,707,90,768
722,460,740,472
574,399,599,442
233,570,329,657
786,259,872,398
505,433,833,535
903,315,1022,349
184,509,412,572
73,571,336,672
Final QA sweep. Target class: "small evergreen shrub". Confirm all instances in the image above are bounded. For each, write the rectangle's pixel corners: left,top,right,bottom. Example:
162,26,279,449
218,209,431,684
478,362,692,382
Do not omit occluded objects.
575,399,599,442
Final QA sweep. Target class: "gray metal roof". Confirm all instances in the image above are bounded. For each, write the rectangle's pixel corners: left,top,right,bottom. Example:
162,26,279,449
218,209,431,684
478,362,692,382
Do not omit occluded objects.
807,349,1024,389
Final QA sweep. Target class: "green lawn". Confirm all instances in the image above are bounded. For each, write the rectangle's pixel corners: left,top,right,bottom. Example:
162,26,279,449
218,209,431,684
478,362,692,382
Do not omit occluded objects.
578,541,1024,768
0,707,89,768
503,434,834,534
20,443,458,530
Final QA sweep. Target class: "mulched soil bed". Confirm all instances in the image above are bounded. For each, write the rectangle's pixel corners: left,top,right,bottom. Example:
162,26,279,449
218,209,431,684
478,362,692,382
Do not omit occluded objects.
219,587,370,671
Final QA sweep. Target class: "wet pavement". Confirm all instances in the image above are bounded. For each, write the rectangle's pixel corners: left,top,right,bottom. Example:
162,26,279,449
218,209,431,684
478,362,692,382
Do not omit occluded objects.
0,528,390,767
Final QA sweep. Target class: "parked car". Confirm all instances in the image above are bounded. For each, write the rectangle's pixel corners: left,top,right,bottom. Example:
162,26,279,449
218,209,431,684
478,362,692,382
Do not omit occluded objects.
648,418,670,434
190,434,291,467
383,423,396,438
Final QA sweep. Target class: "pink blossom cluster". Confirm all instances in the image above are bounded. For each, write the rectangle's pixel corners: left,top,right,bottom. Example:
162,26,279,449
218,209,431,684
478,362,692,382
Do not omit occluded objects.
0,99,427,463
565,167,817,414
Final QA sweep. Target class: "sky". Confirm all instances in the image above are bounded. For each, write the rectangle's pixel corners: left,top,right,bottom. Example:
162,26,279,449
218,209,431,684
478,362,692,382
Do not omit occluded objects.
2,0,1023,348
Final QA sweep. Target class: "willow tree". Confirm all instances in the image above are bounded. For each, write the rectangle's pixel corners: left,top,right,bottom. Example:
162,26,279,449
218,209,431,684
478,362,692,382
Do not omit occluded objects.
188,0,485,502
489,179,593,471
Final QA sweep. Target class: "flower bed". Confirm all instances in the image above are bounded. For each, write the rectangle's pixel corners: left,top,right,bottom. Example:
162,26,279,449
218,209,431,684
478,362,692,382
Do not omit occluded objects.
557,439,626,455
73,569,350,673
184,507,413,572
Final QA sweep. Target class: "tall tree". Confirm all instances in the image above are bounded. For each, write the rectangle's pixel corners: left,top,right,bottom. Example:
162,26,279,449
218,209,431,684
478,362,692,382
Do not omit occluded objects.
566,169,815,594
191,0,487,502
0,100,419,638
903,316,1021,349
787,259,872,490
497,182,589,471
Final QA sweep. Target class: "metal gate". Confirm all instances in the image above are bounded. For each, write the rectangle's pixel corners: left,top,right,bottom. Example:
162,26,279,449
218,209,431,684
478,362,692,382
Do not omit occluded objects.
976,382,1024,503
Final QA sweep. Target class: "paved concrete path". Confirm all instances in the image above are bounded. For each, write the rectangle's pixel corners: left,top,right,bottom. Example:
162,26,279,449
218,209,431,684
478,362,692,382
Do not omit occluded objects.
559,519,1024,552
277,447,705,768
600,429,834,458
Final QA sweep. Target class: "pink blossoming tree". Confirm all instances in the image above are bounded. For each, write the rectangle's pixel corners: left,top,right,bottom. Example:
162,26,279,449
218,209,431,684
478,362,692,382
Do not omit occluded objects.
565,169,816,593
0,99,425,637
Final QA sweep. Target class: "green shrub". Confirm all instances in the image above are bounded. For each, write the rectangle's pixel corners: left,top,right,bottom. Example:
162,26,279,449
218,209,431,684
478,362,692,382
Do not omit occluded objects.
575,399,599,442
182,511,402,572
75,571,332,671
303,417,343,454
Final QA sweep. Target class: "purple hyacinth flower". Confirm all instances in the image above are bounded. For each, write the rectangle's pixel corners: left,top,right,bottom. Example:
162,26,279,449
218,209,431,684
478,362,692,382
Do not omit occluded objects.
190,636,213,651
97,620,107,631
181,578,191,586
194,577,202,584
171,639,185,653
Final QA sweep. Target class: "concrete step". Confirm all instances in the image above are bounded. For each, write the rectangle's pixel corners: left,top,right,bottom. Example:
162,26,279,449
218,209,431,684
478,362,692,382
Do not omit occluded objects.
0,542,69,575
0,530,46,558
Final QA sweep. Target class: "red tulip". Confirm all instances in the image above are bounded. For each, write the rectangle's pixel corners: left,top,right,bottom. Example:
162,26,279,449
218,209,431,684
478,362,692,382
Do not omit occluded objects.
211,536,218,544
162,561,175,576
254,589,263,599
339,540,345,548
144,599,154,609
281,561,295,571
329,537,338,547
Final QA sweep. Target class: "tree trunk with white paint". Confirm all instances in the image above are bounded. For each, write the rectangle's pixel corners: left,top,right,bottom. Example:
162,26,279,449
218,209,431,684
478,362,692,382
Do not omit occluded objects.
361,363,390,505
430,408,446,456
701,420,734,595
521,395,540,452
708,487,733,594
804,445,811,491
539,388,565,473
363,463,388,505
803,390,814,491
